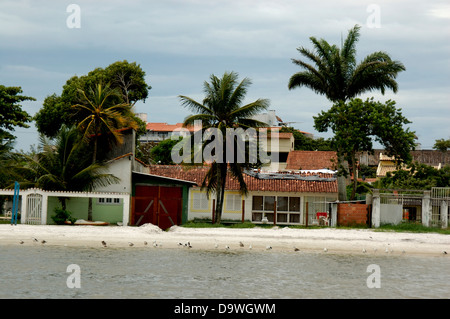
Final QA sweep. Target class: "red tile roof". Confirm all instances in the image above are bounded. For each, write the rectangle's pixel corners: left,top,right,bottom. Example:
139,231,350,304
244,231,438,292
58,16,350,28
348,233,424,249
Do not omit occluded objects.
145,165,337,193
285,151,337,170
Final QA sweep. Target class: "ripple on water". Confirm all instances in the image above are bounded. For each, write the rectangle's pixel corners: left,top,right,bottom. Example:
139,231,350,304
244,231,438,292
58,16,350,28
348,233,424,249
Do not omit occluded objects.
1,245,449,298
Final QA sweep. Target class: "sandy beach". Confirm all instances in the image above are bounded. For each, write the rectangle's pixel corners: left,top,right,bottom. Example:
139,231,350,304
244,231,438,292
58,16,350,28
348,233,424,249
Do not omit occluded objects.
1,223,449,256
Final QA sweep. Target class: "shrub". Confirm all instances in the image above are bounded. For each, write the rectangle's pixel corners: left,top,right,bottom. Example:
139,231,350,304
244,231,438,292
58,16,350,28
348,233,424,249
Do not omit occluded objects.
51,207,76,225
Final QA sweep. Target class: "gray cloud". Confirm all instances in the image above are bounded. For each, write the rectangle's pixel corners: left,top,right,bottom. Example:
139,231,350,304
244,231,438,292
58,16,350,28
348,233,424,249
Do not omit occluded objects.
0,0,448,151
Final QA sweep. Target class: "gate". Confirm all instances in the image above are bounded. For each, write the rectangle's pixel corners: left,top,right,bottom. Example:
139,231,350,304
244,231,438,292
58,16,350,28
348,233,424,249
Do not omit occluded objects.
431,187,450,227
25,194,43,225
133,185,182,230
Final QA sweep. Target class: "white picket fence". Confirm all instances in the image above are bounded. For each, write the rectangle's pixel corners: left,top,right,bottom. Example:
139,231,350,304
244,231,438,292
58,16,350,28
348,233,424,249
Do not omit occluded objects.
0,188,130,226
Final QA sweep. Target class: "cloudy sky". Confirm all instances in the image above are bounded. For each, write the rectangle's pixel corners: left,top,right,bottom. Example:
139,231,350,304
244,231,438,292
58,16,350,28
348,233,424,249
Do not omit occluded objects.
1,0,449,151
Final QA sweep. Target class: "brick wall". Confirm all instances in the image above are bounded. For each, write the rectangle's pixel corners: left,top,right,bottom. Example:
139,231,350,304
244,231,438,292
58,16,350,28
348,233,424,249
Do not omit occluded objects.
338,203,368,226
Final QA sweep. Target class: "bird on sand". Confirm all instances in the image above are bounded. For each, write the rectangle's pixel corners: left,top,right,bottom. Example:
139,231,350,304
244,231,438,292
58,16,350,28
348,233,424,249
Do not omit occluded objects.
41,240,46,244
239,241,244,247
128,242,134,247
249,245,252,250
19,240,24,244
225,245,230,250
443,251,448,255
32,237,38,242
214,243,219,249
101,241,107,247
362,248,367,253
294,247,300,252
266,245,272,250
323,248,328,252
153,241,158,247
144,241,148,246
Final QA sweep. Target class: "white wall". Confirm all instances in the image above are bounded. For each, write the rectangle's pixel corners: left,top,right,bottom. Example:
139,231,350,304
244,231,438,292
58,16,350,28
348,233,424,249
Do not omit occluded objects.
96,157,133,194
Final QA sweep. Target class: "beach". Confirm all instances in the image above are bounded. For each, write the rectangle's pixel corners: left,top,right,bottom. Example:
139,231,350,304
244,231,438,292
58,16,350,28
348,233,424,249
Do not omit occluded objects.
1,224,449,256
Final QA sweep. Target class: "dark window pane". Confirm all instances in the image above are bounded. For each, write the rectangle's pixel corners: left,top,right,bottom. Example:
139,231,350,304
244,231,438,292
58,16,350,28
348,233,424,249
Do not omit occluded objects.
264,196,275,211
252,196,263,210
289,197,301,212
277,197,288,211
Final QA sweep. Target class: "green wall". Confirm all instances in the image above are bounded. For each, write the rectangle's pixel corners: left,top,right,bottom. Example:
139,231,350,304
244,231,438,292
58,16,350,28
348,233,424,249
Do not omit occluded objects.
46,196,124,225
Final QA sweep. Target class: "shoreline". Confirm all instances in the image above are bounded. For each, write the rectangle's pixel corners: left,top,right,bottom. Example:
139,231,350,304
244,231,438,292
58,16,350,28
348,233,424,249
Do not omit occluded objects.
1,224,449,257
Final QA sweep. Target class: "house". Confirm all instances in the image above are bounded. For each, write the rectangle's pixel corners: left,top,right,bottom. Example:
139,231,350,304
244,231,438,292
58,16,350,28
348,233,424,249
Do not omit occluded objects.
141,165,338,227
375,153,410,178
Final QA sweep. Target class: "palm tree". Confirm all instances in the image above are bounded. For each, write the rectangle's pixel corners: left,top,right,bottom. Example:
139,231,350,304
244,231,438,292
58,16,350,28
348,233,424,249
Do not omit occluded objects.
72,83,138,163
288,24,406,200
18,126,120,210
72,83,138,220
179,71,270,224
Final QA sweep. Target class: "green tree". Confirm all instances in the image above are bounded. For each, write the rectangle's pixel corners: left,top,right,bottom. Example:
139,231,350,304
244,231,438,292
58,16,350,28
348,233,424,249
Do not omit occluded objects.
314,98,416,199
16,126,119,210
433,138,450,164
34,60,150,138
149,138,182,165
433,138,450,152
376,162,450,190
0,85,34,142
179,71,269,224
72,83,139,163
288,24,406,200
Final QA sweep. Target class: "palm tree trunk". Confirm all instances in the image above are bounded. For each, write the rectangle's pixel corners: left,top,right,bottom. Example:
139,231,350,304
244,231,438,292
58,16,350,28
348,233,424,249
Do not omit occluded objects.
214,169,227,224
59,197,67,211
88,135,98,221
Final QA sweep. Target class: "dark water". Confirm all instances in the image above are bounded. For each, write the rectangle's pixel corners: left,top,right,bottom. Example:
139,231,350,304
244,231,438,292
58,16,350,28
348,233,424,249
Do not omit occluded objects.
1,245,449,299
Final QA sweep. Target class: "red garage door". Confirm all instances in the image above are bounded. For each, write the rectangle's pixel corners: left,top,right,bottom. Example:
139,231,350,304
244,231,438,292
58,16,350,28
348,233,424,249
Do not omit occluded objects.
133,185,182,230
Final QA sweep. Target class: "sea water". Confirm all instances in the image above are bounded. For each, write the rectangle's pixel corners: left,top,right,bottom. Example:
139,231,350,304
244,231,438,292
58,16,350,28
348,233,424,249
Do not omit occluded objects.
1,245,449,299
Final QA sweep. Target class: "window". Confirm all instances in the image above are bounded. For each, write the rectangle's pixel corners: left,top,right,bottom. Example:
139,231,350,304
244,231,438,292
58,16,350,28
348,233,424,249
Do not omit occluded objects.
192,192,209,211
252,195,301,224
97,198,121,205
225,194,241,212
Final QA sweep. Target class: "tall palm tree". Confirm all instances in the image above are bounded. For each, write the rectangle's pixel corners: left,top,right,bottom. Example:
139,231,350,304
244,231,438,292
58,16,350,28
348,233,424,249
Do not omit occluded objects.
179,71,270,224
72,83,138,219
17,126,120,210
72,83,138,163
288,24,406,200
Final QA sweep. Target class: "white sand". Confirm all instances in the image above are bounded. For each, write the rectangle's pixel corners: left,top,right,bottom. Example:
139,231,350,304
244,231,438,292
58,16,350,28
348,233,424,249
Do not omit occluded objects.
1,224,449,256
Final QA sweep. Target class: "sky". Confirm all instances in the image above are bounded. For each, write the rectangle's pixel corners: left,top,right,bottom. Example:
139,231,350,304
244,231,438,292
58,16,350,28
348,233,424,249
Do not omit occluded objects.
1,0,449,152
